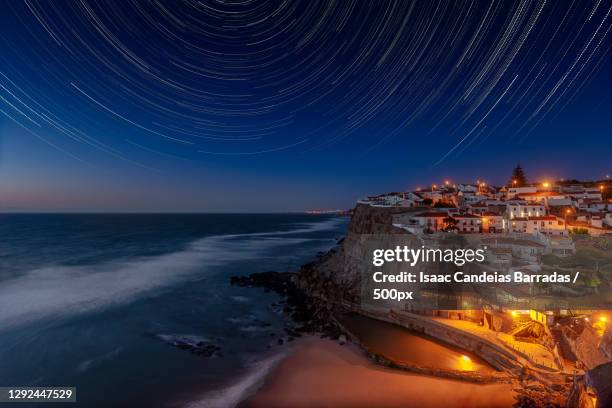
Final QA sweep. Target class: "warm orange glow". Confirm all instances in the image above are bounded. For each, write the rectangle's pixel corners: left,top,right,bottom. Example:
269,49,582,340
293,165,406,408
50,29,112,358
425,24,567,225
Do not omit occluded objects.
512,180,517,185
444,180,450,185
566,209,571,214
542,182,550,188
457,355,474,371
432,184,437,190
600,185,604,191
511,311,517,317
601,316,607,323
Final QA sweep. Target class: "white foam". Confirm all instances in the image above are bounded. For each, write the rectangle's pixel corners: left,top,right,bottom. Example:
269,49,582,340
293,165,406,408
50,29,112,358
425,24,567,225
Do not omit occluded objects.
184,349,290,408
76,346,123,373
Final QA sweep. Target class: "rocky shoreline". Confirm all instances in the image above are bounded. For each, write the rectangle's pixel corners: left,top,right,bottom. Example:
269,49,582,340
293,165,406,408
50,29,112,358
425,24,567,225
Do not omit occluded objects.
229,271,345,342
230,268,575,408
208,204,609,408
226,205,576,408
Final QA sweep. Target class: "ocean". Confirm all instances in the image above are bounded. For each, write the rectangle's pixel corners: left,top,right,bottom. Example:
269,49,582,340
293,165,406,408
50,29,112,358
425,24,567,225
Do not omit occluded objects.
0,213,348,407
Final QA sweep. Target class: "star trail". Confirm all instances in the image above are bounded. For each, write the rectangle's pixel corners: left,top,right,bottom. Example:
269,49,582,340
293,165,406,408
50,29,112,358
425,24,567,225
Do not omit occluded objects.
0,0,610,211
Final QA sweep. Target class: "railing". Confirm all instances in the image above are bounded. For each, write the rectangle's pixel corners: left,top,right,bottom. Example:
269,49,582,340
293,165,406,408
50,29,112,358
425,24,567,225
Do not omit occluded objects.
502,338,560,370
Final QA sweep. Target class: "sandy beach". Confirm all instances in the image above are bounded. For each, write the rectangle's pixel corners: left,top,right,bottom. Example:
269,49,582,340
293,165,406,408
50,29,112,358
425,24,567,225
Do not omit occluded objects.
244,337,516,408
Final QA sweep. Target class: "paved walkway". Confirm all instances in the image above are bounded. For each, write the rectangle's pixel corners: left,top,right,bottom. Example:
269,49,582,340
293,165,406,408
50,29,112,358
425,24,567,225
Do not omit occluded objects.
431,317,570,373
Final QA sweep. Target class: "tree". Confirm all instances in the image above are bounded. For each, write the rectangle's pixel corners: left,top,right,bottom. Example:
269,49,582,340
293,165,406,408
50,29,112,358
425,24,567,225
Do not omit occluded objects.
510,165,527,187
434,201,455,208
442,217,457,232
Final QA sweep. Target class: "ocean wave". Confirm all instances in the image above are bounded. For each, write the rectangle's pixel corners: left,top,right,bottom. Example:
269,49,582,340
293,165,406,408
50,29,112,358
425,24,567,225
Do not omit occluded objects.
229,295,250,303
0,217,344,330
76,346,123,373
184,348,290,408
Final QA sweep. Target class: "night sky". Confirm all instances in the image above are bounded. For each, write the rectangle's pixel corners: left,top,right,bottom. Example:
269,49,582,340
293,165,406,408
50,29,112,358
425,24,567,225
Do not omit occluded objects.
1,1,610,212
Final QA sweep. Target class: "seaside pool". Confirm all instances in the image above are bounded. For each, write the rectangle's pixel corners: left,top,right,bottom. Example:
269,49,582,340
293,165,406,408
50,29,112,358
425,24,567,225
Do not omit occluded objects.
340,313,497,373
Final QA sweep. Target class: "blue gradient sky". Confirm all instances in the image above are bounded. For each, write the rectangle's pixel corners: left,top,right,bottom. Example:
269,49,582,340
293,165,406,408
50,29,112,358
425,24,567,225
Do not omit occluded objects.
1,1,610,212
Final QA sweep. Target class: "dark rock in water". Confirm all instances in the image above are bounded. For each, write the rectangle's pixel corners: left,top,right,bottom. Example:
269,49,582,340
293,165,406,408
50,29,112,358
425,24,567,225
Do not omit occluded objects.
584,362,612,408
156,334,221,357
230,271,294,294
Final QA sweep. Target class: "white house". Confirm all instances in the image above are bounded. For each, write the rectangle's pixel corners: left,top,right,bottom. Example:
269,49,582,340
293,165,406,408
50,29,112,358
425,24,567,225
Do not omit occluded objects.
457,184,478,194
517,191,566,204
393,211,451,232
506,202,546,219
453,214,482,233
507,186,537,199
482,237,546,262
509,216,565,235
545,236,575,257
481,213,505,233
547,198,573,208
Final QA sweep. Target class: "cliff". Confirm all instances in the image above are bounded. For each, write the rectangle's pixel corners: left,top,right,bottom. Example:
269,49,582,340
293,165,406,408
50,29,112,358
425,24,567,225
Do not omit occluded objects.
295,203,413,306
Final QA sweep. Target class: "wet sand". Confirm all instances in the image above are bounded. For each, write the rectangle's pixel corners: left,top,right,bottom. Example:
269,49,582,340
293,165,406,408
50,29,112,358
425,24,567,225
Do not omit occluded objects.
244,338,516,408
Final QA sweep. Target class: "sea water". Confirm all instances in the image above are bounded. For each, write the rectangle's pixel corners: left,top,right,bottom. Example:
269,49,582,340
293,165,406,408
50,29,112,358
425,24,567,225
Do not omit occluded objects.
0,213,347,407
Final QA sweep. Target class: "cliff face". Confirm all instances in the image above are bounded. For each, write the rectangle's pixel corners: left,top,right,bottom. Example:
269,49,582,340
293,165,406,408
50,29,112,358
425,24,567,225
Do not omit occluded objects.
296,204,412,305
601,325,612,359
345,203,410,234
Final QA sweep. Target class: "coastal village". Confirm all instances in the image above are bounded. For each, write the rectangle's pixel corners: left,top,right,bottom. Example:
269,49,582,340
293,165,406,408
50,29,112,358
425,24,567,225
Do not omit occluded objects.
293,167,612,407
360,166,611,238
